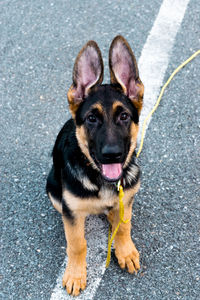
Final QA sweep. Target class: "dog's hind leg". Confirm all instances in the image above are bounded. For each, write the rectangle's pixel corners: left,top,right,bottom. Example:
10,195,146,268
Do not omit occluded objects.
62,214,87,296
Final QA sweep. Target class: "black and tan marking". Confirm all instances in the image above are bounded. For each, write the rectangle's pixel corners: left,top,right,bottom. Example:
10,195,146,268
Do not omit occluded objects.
46,35,144,296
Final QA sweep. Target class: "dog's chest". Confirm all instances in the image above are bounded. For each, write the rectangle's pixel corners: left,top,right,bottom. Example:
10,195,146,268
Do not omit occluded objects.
98,187,119,214
63,186,119,216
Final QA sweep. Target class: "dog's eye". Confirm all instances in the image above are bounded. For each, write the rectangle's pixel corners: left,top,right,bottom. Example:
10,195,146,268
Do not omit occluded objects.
87,114,97,123
120,112,130,121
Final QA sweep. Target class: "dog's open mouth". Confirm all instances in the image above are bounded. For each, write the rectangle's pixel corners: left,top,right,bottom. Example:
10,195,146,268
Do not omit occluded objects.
101,163,123,182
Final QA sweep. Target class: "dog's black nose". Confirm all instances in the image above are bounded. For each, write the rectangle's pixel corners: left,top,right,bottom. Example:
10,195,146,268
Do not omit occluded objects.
101,145,122,161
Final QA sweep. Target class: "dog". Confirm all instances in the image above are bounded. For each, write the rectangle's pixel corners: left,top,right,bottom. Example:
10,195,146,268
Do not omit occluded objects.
46,35,144,296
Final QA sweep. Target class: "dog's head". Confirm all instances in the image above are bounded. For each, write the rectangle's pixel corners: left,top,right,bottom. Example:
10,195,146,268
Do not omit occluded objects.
67,36,144,182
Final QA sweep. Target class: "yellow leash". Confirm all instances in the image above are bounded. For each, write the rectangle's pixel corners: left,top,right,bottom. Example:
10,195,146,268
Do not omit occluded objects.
106,184,129,268
136,49,200,158
106,49,200,268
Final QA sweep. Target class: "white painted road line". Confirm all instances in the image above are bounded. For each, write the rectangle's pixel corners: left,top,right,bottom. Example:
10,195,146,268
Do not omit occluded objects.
50,0,190,298
50,216,108,300
138,0,190,143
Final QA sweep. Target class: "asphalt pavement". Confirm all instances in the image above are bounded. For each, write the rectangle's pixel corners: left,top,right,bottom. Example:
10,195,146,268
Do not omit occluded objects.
1,0,199,299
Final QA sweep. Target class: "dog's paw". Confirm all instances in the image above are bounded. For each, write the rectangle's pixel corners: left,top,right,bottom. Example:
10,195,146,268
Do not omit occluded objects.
62,265,87,296
115,240,140,274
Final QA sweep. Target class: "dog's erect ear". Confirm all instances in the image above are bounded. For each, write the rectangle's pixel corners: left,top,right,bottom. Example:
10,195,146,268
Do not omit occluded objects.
109,35,144,114
67,41,104,117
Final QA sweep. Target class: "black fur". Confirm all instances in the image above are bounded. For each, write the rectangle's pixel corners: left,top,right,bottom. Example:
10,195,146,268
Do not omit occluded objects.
46,84,140,220
76,84,139,125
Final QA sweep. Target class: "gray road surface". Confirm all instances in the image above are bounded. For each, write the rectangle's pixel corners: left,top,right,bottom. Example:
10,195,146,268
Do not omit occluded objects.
1,0,199,299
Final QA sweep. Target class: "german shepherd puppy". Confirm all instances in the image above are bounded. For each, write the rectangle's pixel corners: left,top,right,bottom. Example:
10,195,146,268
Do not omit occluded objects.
46,35,144,296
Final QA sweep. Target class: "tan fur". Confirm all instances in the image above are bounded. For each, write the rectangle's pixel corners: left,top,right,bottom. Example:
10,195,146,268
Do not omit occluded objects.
51,36,144,296
124,122,139,168
79,176,99,191
75,126,98,171
110,83,143,118
124,164,140,187
52,182,140,295
67,85,80,119
48,192,62,214
63,181,140,216
110,78,143,116
62,184,141,282
107,195,140,274
62,215,87,296
112,101,132,116
91,102,104,114
111,101,139,167
112,100,125,112
131,80,144,115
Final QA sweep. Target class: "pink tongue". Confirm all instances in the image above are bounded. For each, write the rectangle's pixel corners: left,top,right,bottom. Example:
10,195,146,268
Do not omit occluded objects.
102,163,122,180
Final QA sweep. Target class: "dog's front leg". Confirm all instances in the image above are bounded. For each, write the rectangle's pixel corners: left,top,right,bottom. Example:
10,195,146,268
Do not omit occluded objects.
62,214,87,296
108,202,140,274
